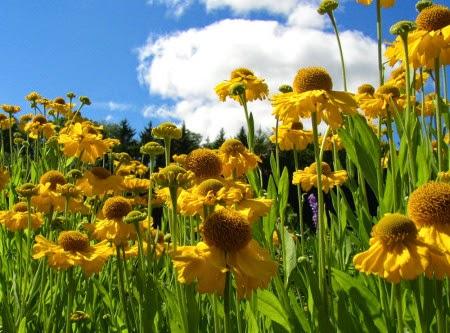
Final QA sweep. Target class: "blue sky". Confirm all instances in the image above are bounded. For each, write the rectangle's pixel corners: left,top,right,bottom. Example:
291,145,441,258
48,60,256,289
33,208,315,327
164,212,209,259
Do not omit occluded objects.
0,0,426,138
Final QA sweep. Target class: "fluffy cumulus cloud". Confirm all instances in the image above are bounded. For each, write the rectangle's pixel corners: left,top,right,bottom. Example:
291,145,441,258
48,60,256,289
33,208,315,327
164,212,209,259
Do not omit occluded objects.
137,4,379,139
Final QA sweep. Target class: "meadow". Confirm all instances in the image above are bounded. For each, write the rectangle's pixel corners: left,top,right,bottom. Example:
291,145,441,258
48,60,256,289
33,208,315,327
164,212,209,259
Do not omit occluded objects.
0,0,449,332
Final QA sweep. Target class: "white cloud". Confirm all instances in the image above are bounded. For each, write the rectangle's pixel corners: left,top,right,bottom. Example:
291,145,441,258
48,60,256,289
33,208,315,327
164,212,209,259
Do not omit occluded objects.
137,6,379,139
105,114,114,122
95,101,134,112
152,0,321,17
149,0,193,16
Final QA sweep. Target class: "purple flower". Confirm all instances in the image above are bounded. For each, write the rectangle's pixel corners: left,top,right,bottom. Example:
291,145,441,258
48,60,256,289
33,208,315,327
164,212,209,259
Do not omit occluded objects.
308,193,318,228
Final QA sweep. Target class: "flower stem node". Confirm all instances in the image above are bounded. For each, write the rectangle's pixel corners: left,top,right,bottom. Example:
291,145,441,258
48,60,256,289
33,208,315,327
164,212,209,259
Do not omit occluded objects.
152,122,182,140
152,164,193,189
79,96,91,106
140,141,165,157
317,0,338,15
278,84,293,93
357,84,375,95
16,183,39,198
416,0,433,12
229,83,246,97
123,211,147,224
390,20,417,36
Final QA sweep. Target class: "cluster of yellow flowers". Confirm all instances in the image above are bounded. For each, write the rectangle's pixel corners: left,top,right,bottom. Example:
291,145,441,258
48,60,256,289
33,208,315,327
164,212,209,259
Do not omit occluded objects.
354,182,450,283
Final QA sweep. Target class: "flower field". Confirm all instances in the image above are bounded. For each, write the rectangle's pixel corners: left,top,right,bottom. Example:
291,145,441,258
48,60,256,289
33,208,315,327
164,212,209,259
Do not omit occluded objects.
1,1,450,332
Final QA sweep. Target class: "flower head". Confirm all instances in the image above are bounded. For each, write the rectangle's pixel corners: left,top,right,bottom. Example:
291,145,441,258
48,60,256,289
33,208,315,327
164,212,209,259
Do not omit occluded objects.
33,231,112,276
58,121,119,164
218,139,260,178
270,122,313,151
76,167,124,197
353,213,450,282
152,122,182,140
292,162,347,193
171,208,277,298
272,67,357,128
215,68,268,104
185,148,222,179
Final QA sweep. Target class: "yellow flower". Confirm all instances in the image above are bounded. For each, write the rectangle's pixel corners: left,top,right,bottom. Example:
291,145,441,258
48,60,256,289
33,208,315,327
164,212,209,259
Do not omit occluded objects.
358,84,404,119
25,91,42,102
215,68,268,103
416,93,442,117
185,148,223,179
122,176,150,193
177,178,245,217
0,168,10,190
23,115,56,140
1,104,21,114
76,167,124,197
386,5,450,69
86,196,138,246
353,213,450,283
115,160,148,177
408,182,450,258
48,97,72,116
171,208,277,298
319,133,343,151
356,0,395,8
292,162,347,193
271,67,357,128
385,66,429,91
269,122,313,151
33,231,112,276
218,139,260,178
0,202,43,232
58,121,119,164
0,114,15,130
32,170,88,214
178,179,227,216
234,198,272,223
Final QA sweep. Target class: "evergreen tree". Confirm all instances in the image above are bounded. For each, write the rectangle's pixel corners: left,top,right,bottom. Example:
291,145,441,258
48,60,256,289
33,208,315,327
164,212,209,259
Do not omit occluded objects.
139,121,156,145
236,126,247,146
171,122,202,156
211,128,226,148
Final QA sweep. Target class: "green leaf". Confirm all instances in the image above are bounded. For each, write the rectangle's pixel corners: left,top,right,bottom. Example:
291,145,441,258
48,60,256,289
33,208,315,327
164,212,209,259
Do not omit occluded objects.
278,167,289,215
332,269,387,332
257,290,292,332
281,226,297,286
263,176,278,242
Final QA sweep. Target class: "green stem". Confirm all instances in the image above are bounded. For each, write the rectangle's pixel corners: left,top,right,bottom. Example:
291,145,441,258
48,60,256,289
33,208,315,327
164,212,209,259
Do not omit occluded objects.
394,283,404,333
435,58,444,172
386,112,398,211
400,34,417,186
311,112,329,316
164,138,172,166
328,12,347,91
293,150,305,256
116,246,132,332
435,279,445,333
223,270,232,333
376,0,384,85
275,118,280,178
239,94,254,152
65,268,74,333
8,114,13,167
